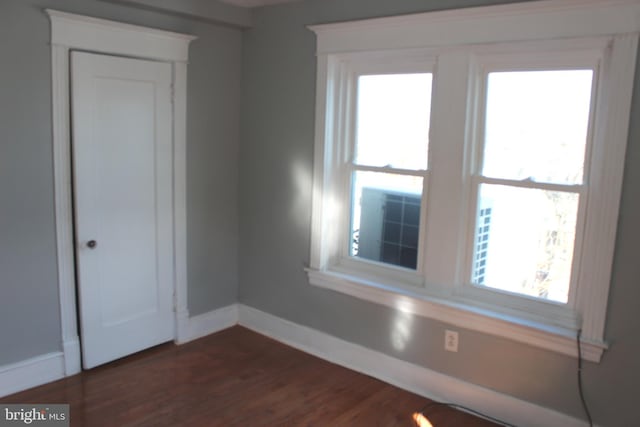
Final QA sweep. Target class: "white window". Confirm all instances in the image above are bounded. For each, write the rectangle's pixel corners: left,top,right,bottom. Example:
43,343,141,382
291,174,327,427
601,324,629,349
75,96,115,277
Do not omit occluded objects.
307,0,640,362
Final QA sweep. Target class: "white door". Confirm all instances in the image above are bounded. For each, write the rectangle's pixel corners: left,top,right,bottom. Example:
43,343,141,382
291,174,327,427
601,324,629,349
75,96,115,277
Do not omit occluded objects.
70,51,175,369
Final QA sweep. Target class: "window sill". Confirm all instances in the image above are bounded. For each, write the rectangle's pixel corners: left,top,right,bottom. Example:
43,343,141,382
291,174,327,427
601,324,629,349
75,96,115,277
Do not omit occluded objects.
306,268,607,362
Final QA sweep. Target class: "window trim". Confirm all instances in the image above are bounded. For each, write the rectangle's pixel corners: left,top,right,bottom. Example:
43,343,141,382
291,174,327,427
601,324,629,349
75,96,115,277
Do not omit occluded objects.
308,0,640,362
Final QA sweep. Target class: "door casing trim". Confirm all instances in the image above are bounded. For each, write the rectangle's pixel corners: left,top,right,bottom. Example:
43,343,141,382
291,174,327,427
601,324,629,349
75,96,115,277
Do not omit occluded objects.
47,9,196,375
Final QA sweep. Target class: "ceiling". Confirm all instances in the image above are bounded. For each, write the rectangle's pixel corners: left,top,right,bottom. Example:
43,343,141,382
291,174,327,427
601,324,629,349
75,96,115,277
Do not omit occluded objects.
219,0,304,7
100,0,308,28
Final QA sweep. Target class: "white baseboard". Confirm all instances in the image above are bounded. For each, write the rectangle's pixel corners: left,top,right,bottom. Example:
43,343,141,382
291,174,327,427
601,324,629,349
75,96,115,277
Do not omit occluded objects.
238,304,595,427
0,303,596,427
0,352,66,398
63,338,81,376
176,304,238,344
0,305,238,398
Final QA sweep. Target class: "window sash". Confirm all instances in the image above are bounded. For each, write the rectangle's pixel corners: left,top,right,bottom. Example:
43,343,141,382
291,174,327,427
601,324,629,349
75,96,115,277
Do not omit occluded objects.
344,164,430,274
342,66,435,274
352,73,433,171
463,178,586,308
455,59,600,309
338,49,603,314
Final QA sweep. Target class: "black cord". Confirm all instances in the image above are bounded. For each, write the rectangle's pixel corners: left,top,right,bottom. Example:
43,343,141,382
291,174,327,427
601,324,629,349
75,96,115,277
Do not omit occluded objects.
417,331,594,427
419,401,518,427
577,329,593,427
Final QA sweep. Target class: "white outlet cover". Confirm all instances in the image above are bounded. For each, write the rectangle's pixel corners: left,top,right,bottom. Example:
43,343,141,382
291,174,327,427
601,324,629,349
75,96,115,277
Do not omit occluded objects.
445,329,459,352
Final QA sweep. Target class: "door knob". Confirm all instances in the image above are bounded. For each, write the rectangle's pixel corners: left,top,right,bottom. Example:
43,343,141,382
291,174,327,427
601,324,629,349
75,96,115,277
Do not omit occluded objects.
87,240,97,249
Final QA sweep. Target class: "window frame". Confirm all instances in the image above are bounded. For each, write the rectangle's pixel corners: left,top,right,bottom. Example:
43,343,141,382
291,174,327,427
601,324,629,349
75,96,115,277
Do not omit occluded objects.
340,57,436,283
456,47,604,318
307,0,640,362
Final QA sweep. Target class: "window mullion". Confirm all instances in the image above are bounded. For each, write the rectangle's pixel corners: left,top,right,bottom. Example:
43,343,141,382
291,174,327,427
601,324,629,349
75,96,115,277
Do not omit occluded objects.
422,52,475,291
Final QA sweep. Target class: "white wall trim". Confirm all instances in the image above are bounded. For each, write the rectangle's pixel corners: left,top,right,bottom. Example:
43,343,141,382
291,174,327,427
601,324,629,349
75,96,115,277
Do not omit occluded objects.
238,304,599,427
308,269,606,362
50,42,81,377
0,353,65,398
576,33,639,343
62,338,81,376
46,9,195,62
47,9,195,375
309,0,640,54
172,61,191,344
0,305,235,397
176,305,239,344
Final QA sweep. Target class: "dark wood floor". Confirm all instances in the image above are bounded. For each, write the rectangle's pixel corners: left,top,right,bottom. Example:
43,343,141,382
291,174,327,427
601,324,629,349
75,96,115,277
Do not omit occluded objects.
2,326,499,426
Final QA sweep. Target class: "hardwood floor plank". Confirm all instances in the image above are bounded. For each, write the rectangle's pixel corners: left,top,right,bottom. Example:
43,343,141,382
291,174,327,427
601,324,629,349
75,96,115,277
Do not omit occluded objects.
1,326,500,427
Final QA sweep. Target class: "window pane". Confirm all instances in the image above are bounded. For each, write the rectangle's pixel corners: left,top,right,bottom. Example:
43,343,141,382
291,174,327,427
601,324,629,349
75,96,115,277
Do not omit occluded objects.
356,74,432,170
472,184,579,303
350,171,423,269
482,70,593,184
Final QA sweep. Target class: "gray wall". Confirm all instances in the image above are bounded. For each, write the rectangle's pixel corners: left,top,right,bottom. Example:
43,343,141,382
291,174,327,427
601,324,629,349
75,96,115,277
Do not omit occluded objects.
0,0,241,365
238,1,640,426
3,0,639,424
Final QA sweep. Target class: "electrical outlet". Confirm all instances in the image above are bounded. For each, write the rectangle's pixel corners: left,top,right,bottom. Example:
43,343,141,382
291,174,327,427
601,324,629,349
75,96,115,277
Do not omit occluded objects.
445,330,459,352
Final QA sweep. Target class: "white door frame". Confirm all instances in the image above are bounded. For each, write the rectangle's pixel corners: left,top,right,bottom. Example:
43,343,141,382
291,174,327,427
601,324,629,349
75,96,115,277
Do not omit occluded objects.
47,9,196,375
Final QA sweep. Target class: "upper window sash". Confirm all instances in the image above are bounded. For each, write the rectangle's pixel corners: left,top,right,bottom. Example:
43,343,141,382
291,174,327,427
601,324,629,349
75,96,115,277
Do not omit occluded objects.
350,71,433,171
470,43,605,189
